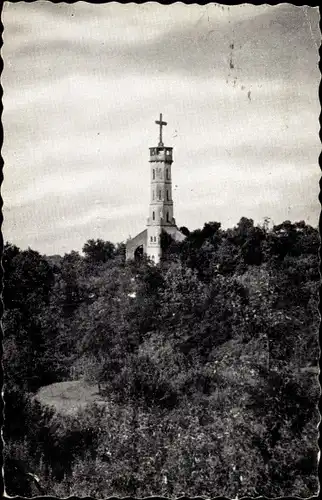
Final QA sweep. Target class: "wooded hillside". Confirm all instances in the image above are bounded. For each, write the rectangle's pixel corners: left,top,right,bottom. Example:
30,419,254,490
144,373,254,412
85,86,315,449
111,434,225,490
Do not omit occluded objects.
2,218,320,497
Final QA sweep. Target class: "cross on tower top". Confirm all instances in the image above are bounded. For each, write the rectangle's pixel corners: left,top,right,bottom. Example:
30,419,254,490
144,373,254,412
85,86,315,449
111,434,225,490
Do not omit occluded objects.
155,113,167,147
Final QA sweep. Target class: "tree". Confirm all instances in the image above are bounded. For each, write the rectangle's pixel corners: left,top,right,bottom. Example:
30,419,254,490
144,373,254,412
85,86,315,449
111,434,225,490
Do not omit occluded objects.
179,226,190,237
266,221,318,261
2,245,55,311
2,245,59,392
83,239,116,263
59,251,85,317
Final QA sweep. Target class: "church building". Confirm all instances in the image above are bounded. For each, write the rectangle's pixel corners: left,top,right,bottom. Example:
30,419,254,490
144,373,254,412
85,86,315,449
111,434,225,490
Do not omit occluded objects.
126,114,186,264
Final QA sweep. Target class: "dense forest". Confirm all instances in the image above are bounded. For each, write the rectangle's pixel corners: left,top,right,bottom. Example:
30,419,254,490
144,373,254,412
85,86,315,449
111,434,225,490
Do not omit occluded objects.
2,217,320,498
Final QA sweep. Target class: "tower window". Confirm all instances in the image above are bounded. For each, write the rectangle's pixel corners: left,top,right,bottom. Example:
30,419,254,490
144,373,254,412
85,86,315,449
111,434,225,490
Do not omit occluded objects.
154,236,156,242
152,211,155,220
150,236,153,242
166,168,169,180
153,169,155,180
152,190,155,200
167,190,169,201
166,211,170,222
159,190,162,200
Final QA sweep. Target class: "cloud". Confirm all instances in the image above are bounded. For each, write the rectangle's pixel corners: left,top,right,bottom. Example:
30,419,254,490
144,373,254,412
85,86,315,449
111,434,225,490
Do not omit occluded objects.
3,3,319,93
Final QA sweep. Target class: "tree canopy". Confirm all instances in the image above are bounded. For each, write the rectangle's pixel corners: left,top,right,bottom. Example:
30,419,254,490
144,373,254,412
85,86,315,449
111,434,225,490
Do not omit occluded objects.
2,218,319,497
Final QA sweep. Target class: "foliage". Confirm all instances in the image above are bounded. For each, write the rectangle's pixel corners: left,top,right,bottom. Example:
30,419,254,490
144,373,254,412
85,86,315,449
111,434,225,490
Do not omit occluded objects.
2,219,319,497
83,238,116,263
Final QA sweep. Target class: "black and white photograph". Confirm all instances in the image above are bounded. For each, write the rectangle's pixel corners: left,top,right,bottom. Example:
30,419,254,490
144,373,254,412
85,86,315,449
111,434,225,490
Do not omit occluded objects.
1,2,320,497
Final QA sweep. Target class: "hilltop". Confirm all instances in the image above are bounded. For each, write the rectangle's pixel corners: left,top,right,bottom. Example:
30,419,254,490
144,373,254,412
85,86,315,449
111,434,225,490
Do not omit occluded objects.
3,218,319,497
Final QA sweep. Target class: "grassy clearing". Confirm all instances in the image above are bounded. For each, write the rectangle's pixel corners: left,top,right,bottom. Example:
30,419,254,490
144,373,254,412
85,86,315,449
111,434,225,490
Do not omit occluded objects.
35,380,107,415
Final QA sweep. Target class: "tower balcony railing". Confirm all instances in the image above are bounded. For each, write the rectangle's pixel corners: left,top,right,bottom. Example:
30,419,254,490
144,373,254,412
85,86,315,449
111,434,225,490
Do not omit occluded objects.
149,147,173,162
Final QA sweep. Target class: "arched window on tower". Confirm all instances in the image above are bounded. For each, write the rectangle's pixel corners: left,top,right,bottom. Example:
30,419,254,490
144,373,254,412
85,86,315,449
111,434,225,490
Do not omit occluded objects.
153,169,155,180
166,211,170,222
152,190,155,200
166,168,169,180
166,190,169,201
152,211,155,221
159,189,162,200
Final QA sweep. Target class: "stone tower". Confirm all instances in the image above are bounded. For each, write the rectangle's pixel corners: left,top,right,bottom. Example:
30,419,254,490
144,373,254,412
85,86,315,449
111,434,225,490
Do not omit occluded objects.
125,114,185,263
146,114,177,263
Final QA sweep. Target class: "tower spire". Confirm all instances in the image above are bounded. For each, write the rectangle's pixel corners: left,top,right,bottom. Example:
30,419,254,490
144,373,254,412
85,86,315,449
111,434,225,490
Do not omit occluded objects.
155,113,167,147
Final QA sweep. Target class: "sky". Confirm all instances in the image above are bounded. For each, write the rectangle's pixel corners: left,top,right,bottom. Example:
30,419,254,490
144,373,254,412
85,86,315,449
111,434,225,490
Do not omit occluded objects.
1,2,320,256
